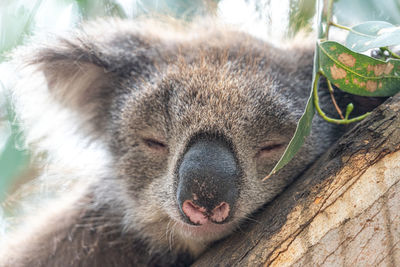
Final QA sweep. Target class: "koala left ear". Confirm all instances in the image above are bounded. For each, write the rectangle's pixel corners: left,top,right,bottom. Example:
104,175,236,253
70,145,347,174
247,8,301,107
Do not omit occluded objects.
15,37,123,138
34,42,115,114
14,20,165,135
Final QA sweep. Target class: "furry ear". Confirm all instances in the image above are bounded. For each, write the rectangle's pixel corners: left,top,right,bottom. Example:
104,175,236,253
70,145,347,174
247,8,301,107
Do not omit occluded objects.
10,19,170,154
30,42,117,131
13,19,167,134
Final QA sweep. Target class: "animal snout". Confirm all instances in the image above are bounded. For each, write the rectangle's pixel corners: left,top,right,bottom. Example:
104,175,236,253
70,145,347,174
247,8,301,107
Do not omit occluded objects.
177,135,240,225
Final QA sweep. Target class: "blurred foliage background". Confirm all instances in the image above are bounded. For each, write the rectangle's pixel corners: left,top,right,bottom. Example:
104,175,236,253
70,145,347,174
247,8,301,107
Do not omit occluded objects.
1,0,400,204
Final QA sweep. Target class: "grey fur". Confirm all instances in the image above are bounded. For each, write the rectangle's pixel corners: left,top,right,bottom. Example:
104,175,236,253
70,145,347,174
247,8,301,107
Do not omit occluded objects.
1,18,345,266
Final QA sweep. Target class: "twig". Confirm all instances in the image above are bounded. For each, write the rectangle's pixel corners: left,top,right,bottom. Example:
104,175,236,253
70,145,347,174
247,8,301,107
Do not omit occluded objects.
327,80,344,119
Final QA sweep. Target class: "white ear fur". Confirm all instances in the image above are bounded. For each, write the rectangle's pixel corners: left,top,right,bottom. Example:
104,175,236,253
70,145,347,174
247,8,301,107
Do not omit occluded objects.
40,61,111,110
10,49,113,167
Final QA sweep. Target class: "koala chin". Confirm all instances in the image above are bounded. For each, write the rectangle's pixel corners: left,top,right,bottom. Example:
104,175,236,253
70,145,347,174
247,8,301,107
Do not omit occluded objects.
1,18,343,266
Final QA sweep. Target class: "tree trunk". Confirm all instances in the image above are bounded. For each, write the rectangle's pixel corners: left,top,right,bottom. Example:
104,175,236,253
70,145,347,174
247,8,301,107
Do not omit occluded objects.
193,94,400,267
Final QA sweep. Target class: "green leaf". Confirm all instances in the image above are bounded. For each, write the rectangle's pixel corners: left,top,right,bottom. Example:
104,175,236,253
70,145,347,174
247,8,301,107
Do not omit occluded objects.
345,21,400,52
267,44,319,178
334,0,400,26
319,40,400,97
267,0,323,178
267,92,315,177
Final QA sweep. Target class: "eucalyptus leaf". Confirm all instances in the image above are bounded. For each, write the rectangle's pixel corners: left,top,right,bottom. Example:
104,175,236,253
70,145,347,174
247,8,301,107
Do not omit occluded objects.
267,93,315,177
346,21,400,52
334,0,400,27
319,40,400,97
267,44,319,178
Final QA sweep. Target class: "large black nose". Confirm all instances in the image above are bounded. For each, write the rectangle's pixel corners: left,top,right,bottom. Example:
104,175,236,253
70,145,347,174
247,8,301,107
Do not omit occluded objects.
177,136,240,225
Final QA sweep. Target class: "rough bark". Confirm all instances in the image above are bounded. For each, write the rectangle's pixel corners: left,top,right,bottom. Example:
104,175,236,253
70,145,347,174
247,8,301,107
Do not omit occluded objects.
193,94,400,267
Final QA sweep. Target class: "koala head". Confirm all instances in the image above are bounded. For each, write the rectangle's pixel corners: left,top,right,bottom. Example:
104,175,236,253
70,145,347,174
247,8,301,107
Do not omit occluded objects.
13,19,337,256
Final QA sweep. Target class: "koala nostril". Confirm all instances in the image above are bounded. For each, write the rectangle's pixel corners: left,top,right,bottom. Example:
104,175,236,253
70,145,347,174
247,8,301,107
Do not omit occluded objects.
210,202,230,223
181,200,231,225
182,200,208,225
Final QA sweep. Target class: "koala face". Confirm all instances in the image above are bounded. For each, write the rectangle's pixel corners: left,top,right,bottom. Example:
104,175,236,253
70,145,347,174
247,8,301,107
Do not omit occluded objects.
107,41,310,252
14,19,334,257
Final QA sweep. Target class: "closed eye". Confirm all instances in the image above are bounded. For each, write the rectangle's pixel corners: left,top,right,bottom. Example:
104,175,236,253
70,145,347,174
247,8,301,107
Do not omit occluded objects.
143,138,168,152
260,144,284,152
256,143,285,158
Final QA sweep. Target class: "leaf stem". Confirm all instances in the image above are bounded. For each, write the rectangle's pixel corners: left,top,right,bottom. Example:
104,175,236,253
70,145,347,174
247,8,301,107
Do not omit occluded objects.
381,47,400,59
329,21,351,31
313,72,371,124
327,80,344,119
329,21,376,38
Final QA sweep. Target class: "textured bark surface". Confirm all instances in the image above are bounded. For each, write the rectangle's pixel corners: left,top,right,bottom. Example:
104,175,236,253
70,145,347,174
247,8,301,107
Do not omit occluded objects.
193,94,400,267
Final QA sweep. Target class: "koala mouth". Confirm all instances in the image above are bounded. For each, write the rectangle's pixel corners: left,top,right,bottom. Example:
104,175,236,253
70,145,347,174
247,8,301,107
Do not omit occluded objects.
174,201,238,240
174,216,236,239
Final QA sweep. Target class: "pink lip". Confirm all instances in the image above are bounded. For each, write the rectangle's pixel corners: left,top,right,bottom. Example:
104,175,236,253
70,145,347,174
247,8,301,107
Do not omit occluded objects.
176,219,233,238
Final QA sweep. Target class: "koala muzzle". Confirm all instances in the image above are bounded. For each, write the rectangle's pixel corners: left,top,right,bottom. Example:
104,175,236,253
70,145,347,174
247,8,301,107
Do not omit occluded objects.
177,137,240,225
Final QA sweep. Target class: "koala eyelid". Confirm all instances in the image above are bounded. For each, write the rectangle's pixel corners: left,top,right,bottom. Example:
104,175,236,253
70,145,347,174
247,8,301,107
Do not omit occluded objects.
143,138,168,151
260,143,284,152
256,142,285,158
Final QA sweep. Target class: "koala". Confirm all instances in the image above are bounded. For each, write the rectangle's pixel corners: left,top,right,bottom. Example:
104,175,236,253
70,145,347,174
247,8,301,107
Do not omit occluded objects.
1,18,346,266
